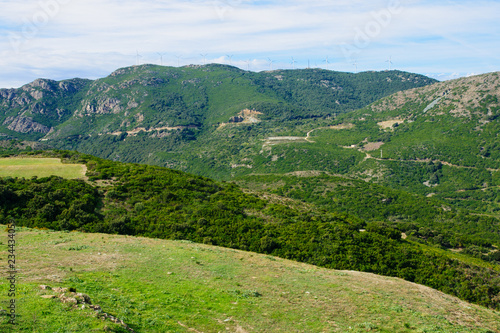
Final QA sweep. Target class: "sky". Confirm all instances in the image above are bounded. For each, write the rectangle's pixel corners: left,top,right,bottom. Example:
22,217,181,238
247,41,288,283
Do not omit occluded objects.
0,0,499,88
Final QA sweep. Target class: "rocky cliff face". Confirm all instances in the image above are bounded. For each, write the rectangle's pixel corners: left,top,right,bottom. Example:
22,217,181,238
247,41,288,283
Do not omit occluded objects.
82,97,123,115
0,78,90,137
3,116,51,134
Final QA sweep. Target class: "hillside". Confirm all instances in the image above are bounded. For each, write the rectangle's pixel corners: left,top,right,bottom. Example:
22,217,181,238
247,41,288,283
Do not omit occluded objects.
0,65,435,177
0,65,435,139
31,69,500,197
235,172,500,253
1,226,500,332
2,68,498,202
330,71,500,169
300,72,500,214
1,151,500,312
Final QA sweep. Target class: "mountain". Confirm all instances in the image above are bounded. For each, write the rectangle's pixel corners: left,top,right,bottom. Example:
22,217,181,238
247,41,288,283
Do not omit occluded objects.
334,71,500,168
311,72,500,214
0,78,91,140
2,226,499,332
0,64,436,177
2,67,500,314
2,67,500,248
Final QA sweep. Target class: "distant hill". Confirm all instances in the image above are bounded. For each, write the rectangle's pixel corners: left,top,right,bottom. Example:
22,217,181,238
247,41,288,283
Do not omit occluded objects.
312,72,500,214
335,71,500,168
0,64,435,139
0,64,436,174
1,226,499,332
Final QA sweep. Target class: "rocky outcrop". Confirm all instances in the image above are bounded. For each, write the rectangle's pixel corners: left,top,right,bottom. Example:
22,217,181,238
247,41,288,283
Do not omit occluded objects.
0,89,17,101
39,285,136,332
25,78,55,91
4,116,51,134
0,90,31,107
229,116,244,123
1,78,82,110
83,98,123,115
58,81,79,93
30,90,44,100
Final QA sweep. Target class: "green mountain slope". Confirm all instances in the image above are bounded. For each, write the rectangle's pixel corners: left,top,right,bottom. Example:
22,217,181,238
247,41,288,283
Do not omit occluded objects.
235,172,500,258
301,72,500,214
0,78,91,141
330,71,500,168
0,65,436,177
2,226,499,332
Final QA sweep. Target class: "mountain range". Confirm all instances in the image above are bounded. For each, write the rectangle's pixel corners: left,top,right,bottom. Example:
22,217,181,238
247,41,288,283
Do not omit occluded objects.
1,65,500,326
3,65,495,215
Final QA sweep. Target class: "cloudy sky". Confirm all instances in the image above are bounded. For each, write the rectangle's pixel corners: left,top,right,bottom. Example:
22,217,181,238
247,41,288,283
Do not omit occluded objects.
0,0,498,88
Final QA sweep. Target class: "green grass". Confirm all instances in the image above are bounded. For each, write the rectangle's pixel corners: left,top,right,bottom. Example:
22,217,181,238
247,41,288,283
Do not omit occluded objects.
0,158,85,179
1,227,500,332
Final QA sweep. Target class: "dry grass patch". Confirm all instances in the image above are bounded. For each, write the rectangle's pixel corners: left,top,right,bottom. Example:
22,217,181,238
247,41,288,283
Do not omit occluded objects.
362,142,385,152
377,119,404,130
0,157,86,179
330,123,355,130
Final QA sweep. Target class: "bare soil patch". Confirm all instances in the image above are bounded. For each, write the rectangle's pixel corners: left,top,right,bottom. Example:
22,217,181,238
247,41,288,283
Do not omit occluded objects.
377,119,403,130
362,142,385,151
330,123,355,130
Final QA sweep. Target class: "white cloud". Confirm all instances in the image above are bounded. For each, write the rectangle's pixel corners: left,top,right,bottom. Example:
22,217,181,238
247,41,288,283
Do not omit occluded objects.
0,0,498,87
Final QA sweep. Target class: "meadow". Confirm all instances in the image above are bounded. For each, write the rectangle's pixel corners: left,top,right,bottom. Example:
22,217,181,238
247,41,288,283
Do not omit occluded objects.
0,158,86,179
1,226,499,332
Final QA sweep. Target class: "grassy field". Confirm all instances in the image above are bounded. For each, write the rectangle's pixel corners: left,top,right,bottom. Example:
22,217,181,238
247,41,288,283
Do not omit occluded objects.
0,158,86,179
1,227,499,332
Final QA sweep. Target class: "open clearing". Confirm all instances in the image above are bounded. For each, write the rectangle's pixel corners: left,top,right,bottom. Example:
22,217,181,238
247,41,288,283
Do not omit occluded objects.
362,141,385,152
0,157,86,179
330,123,355,130
378,118,404,130
262,123,356,148
262,136,309,149
1,227,499,332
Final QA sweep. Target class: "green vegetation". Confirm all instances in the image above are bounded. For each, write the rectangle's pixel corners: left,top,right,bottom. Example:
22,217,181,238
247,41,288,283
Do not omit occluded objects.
1,227,500,332
1,151,500,311
0,158,85,179
3,68,500,328
235,173,500,261
320,72,500,215
0,65,436,139
0,64,437,180
2,69,499,215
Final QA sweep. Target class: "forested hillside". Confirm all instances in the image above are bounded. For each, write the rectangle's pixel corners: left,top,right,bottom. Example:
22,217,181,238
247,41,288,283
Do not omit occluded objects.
1,150,500,311
0,65,435,139
236,173,500,260
305,72,500,214
0,65,435,176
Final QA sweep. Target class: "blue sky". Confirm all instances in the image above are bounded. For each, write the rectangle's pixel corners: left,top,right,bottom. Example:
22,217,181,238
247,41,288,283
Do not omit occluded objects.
0,0,498,88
